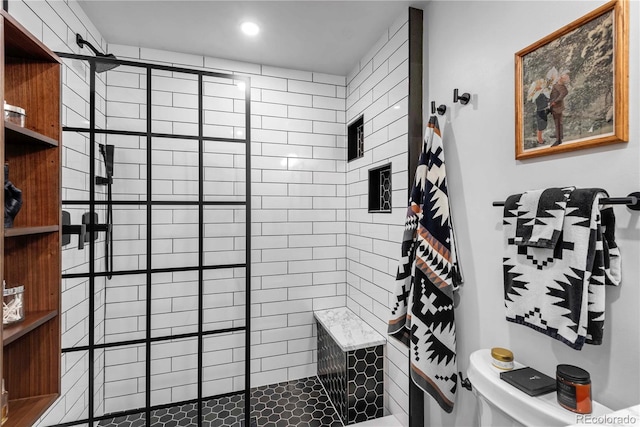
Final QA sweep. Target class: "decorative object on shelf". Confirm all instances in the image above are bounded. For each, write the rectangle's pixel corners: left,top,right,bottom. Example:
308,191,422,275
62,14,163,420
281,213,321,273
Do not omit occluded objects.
453,89,470,105
3,282,25,325
515,0,629,160
4,101,26,127
556,364,592,414
1,379,7,425
499,367,557,397
4,162,23,228
491,347,514,371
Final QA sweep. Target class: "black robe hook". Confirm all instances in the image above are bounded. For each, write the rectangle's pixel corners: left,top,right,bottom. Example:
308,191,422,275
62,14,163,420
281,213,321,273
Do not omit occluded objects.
430,101,446,116
453,89,471,105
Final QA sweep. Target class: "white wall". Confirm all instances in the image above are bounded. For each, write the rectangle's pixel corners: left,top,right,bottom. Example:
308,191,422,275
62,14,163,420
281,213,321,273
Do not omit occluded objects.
424,1,640,426
345,11,411,426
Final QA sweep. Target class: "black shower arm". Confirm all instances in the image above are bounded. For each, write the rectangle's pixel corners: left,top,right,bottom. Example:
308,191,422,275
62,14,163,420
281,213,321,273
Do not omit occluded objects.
76,33,103,57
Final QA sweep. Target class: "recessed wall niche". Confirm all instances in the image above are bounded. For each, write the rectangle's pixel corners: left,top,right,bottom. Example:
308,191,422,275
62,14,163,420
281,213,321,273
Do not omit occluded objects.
347,115,364,162
368,164,392,213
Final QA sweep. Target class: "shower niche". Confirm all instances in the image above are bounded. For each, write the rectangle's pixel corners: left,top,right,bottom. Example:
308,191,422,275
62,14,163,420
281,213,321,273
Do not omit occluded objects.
348,115,364,162
1,9,62,426
368,164,392,213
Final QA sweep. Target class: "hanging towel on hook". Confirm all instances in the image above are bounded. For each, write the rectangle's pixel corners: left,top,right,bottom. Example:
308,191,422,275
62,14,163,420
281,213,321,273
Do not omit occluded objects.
503,188,621,349
388,115,463,413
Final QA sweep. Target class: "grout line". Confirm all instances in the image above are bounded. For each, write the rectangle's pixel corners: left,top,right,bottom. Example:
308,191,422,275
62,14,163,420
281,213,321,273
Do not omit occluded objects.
315,375,346,427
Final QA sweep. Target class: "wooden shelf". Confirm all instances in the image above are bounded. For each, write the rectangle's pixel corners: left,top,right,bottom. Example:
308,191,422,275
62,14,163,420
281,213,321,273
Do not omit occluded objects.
3,311,58,346
5,394,59,427
4,121,59,147
4,225,59,238
1,8,62,420
1,10,60,63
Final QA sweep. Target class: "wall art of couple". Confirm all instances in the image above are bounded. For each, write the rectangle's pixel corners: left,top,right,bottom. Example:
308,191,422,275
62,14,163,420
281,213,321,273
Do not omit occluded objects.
527,69,572,148
515,0,628,160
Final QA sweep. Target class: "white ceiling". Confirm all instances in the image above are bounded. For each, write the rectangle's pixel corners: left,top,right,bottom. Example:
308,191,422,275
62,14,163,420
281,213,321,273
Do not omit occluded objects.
77,1,425,76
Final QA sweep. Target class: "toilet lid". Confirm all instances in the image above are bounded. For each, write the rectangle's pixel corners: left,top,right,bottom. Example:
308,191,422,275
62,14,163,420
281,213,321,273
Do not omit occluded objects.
467,349,611,427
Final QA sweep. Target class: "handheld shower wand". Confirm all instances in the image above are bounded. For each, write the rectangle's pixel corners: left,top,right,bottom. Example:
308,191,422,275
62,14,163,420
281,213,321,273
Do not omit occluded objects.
100,144,114,178
99,144,115,279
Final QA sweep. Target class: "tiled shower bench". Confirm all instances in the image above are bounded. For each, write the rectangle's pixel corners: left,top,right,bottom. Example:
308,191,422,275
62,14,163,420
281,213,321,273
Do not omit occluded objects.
314,307,386,425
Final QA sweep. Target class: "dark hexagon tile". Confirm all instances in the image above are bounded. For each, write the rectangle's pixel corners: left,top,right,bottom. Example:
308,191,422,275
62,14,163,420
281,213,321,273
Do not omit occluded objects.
97,375,344,427
97,413,146,427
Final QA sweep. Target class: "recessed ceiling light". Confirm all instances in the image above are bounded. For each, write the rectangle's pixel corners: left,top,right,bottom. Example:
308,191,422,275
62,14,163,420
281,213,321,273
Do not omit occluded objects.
393,105,401,109
241,22,260,36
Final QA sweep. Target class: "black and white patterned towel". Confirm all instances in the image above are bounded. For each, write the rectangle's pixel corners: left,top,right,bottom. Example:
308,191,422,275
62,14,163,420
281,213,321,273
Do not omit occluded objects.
514,187,574,249
388,116,462,413
503,188,621,350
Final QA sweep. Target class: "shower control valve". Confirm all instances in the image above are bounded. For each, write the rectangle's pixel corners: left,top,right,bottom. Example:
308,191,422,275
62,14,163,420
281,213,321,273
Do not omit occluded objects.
96,176,113,185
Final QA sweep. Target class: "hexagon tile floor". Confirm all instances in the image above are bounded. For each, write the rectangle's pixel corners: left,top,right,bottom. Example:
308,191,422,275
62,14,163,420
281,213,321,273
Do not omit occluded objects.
97,376,343,427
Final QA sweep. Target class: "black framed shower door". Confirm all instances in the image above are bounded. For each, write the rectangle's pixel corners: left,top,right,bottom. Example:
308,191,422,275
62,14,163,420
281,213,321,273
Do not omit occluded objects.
53,52,251,427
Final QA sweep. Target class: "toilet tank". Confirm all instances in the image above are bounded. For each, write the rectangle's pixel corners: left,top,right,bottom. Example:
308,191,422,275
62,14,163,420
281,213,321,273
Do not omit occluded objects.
467,349,612,427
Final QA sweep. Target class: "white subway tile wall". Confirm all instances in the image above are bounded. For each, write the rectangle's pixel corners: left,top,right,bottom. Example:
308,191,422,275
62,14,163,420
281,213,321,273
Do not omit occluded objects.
35,351,90,423
101,344,146,415
95,14,344,425
93,43,347,403
345,13,410,425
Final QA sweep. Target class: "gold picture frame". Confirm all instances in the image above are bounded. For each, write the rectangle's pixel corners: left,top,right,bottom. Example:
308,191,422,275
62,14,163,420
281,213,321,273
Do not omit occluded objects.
515,0,628,160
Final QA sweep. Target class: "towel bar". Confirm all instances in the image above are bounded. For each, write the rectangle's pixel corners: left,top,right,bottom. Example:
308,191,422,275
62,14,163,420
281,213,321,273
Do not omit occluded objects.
492,192,640,211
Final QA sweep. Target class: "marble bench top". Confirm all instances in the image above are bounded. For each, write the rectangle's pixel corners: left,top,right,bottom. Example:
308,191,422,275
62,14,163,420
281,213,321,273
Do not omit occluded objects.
314,307,386,352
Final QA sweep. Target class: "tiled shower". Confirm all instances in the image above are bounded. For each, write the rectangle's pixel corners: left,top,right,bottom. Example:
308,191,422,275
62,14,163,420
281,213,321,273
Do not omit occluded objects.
60,55,255,424
7,0,415,425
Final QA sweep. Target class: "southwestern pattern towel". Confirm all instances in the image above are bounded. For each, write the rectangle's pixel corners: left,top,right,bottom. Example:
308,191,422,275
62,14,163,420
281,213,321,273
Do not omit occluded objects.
503,188,621,350
514,187,573,249
388,116,462,413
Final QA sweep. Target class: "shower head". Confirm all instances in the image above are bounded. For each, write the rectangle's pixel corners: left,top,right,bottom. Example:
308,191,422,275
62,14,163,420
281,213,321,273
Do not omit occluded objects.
76,33,120,73
95,54,119,73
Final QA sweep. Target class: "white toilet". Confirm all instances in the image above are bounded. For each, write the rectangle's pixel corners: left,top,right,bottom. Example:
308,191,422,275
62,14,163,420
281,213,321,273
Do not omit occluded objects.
467,349,612,426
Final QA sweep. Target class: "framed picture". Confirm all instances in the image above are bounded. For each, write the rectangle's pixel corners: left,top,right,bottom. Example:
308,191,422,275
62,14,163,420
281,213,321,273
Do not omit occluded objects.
515,0,628,160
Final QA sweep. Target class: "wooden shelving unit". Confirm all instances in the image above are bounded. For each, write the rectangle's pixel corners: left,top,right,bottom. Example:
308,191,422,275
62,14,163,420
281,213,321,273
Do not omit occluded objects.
1,9,62,427
4,226,59,238
2,311,58,346
4,122,59,148
3,395,58,426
